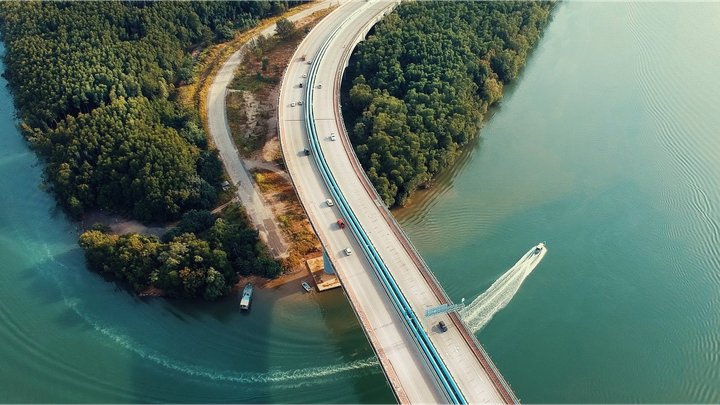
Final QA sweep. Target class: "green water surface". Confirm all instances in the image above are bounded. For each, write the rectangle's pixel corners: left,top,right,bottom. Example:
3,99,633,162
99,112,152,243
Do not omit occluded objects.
396,2,720,402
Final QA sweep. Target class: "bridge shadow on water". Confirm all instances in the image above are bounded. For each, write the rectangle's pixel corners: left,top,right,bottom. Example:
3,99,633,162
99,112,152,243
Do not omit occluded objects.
312,287,396,403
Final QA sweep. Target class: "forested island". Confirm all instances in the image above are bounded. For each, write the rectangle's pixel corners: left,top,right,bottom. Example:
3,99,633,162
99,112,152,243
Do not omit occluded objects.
342,1,554,207
0,1,295,299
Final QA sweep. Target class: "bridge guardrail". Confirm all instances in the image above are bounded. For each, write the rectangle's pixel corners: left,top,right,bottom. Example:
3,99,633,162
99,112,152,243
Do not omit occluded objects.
303,4,466,404
330,3,519,404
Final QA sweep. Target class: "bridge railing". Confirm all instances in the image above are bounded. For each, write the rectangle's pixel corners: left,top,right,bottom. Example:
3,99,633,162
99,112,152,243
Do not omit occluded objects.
303,4,466,404
330,4,519,404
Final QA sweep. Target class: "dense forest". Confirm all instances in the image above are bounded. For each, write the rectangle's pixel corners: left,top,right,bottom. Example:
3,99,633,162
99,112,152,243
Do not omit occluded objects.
343,1,554,206
80,203,281,300
0,1,293,220
0,1,296,298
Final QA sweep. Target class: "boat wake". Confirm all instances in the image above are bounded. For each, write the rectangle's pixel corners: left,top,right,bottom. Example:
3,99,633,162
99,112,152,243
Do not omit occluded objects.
41,244,380,388
63,296,380,387
460,243,547,333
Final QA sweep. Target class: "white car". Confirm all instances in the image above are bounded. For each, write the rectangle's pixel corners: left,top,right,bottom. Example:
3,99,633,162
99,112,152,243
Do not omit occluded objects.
344,247,353,256
330,134,336,141
298,100,303,106
291,102,295,107
302,73,307,78
325,199,334,207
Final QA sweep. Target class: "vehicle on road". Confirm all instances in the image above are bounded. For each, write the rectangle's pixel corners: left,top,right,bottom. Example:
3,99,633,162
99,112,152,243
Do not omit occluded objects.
307,60,312,65
302,73,307,78
299,82,303,88
304,149,311,156
337,218,345,229
298,100,303,106
438,321,448,332
300,54,306,61
302,281,313,292
330,134,336,141
291,102,296,107
326,199,334,207
344,247,353,256
317,84,322,89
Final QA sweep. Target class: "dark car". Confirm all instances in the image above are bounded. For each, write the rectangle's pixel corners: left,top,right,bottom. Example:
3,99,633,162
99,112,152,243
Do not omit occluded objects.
337,218,346,229
304,149,310,156
438,321,448,332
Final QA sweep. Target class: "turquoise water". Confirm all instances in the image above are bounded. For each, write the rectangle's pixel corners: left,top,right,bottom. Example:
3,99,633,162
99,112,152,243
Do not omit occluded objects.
396,2,720,402
3,2,720,403
0,41,393,403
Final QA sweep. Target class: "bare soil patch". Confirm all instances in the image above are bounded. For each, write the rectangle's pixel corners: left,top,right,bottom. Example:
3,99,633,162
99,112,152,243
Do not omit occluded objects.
225,9,335,284
82,211,171,237
252,169,321,270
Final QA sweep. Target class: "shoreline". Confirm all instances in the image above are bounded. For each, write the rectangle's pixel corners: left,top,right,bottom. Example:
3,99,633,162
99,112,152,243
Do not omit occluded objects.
236,268,309,291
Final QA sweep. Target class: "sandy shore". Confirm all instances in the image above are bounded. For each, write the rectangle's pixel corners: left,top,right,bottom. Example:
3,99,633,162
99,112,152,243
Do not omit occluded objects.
236,267,309,291
82,211,171,237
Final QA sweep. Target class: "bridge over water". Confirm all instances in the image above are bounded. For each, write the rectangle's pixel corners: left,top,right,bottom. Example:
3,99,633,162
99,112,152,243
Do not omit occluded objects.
277,1,518,402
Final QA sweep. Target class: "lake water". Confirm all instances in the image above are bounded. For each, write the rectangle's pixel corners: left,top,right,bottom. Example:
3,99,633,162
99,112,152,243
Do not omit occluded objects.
396,2,720,402
0,40,392,403
2,2,720,403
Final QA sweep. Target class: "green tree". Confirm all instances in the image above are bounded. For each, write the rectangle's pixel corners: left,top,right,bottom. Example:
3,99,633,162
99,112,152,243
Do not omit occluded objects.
343,1,553,206
275,17,296,39
0,1,301,221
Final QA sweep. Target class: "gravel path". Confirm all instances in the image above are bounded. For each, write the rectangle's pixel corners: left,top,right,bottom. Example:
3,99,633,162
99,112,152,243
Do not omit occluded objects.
206,2,332,258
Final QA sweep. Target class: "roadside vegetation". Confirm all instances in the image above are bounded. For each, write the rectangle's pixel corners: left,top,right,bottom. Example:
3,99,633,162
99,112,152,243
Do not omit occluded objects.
0,1,300,299
252,169,321,269
225,12,332,268
342,1,554,207
226,13,331,157
0,1,298,220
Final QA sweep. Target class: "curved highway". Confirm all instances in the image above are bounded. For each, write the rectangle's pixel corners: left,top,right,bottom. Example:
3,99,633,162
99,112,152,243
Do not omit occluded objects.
278,1,517,403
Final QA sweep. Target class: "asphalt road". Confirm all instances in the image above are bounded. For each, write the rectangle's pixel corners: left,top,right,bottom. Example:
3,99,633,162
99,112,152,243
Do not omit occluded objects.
279,1,511,403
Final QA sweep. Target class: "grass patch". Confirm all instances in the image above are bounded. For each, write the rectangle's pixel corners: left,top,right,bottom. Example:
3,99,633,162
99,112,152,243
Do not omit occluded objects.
225,7,335,156
230,70,279,93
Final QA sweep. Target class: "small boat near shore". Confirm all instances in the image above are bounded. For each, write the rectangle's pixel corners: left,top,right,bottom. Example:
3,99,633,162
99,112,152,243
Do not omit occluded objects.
239,283,253,310
301,281,313,293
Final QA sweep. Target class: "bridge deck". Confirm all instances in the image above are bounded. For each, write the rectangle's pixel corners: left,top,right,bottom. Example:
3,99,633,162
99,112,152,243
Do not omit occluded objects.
278,1,516,403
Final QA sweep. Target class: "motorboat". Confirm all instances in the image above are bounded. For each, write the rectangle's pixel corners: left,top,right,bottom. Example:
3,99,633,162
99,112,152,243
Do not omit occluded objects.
239,283,253,310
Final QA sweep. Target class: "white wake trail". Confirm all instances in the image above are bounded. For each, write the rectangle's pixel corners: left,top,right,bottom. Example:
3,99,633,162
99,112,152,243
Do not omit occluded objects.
41,244,380,387
460,244,547,332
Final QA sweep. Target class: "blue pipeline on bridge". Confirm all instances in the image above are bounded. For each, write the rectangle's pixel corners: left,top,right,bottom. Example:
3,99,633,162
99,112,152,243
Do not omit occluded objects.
301,8,467,404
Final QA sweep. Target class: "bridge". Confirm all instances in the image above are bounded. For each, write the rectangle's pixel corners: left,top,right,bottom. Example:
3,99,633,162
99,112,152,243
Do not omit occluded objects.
277,1,519,403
